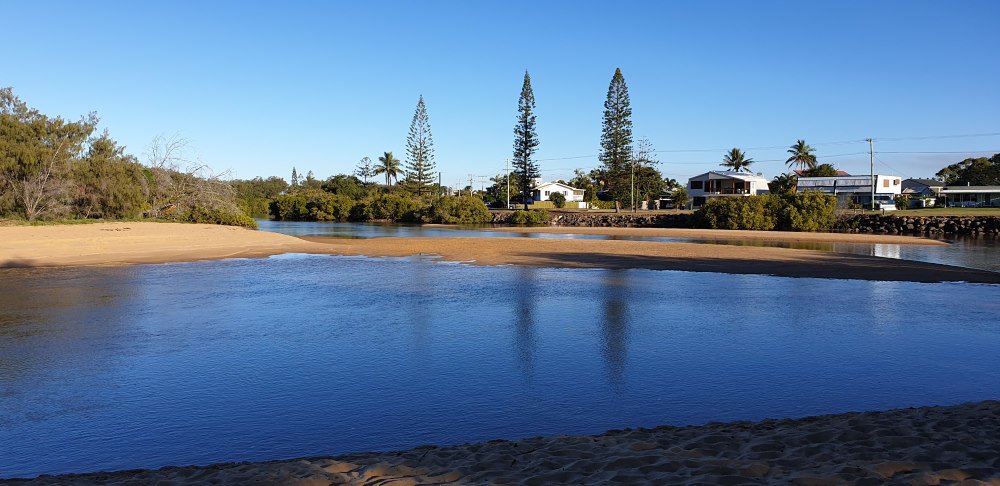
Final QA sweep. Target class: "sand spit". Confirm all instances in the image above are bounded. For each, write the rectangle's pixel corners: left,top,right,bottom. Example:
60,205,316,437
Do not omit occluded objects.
2,222,998,283
487,225,951,245
308,236,1000,284
7,401,999,485
0,222,327,267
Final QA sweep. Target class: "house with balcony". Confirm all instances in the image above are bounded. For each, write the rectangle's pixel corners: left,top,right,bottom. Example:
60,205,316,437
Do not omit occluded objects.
687,171,770,208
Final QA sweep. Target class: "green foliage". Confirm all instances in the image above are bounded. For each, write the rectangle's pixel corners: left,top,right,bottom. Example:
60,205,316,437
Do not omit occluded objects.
307,192,356,221
270,194,309,220
769,173,798,195
321,174,366,199
513,71,540,209
351,193,423,222
779,191,838,231
599,68,633,204
507,209,550,225
374,151,402,187
404,96,436,196
426,196,491,223
70,132,149,219
800,163,839,177
696,193,837,231
671,187,689,210
935,154,1000,186
786,140,817,171
548,191,566,208
697,196,778,230
721,148,754,173
183,205,258,228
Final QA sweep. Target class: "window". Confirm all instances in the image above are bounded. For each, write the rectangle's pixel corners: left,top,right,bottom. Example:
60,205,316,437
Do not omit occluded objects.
894,179,900,185
690,180,703,190
883,179,890,188
544,191,549,196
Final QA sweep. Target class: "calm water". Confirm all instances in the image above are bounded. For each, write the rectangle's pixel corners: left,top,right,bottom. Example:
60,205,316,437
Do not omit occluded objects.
258,220,1000,273
2,255,999,478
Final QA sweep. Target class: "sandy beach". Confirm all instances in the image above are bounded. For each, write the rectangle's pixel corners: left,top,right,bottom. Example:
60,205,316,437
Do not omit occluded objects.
2,222,998,283
6,400,999,485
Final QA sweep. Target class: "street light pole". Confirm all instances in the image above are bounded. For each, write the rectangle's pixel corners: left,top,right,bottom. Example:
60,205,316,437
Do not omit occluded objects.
867,138,875,210
505,158,510,210
630,149,636,213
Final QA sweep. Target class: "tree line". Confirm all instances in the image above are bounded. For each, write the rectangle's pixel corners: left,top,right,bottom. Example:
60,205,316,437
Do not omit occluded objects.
0,88,256,227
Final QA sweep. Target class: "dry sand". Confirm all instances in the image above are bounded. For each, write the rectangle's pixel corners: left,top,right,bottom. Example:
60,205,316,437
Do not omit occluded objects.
7,401,999,485
2,222,999,283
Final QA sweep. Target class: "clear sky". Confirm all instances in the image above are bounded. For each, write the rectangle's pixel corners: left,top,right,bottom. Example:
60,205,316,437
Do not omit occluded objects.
3,0,998,187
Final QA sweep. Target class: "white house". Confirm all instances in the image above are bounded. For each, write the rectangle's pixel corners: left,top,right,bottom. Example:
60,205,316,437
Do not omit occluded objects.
687,171,770,208
532,181,585,203
939,185,1000,207
797,174,901,208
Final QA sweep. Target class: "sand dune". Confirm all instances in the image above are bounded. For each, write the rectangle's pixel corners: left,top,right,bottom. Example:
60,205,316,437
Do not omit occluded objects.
8,401,999,485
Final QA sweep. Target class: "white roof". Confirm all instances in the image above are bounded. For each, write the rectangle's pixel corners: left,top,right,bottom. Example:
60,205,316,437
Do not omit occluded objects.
534,181,583,191
690,171,769,183
940,186,1000,194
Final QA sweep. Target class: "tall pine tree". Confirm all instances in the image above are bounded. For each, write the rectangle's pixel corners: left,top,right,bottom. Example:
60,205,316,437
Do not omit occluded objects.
599,67,633,208
403,95,436,196
513,71,540,209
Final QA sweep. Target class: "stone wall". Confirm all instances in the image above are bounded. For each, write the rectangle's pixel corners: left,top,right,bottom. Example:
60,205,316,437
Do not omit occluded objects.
491,211,694,228
837,214,1000,236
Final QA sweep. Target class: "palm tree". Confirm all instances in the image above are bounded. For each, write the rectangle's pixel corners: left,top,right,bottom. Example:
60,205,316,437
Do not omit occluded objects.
786,139,817,171
769,172,798,194
720,148,754,172
374,151,401,187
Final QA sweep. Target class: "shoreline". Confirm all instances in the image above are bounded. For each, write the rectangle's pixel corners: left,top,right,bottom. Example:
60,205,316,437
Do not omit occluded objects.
1,222,998,283
6,400,999,484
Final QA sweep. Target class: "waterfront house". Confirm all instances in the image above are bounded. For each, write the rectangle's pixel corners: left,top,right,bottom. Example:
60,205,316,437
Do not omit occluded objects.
901,178,945,207
532,181,588,208
687,171,770,208
796,174,901,208
939,185,1000,208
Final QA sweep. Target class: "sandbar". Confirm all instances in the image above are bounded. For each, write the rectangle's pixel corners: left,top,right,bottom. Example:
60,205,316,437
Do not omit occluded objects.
1,222,998,283
7,400,999,484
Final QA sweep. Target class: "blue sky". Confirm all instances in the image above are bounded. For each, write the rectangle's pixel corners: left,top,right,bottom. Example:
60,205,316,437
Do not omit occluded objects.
3,0,998,186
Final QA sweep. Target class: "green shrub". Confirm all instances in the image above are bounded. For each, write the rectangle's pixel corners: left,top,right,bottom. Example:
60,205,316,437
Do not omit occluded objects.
350,193,423,222
508,209,550,225
549,191,566,208
270,194,309,220
696,192,836,231
237,197,271,218
588,199,616,210
777,191,837,231
308,193,356,221
183,206,258,229
426,196,492,224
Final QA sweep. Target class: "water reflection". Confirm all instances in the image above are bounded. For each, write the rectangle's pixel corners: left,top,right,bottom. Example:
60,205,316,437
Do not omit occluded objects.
600,270,630,392
513,267,537,384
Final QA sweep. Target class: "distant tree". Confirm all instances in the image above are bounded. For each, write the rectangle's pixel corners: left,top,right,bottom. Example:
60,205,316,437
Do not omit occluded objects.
374,151,402,187
802,163,839,177
599,68,633,209
935,154,1000,186
321,174,366,199
786,140,817,171
290,167,300,188
403,95,436,196
512,71,541,210
302,170,322,190
569,168,599,202
770,172,798,194
71,130,148,219
549,190,566,208
633,138,666,207
671,186,689,210
355,156,374,184
721,148,754,173
486,171,524,207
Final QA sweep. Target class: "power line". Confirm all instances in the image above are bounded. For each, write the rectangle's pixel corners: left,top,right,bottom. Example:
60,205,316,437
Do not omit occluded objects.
874,132,1000,142
875,150,1000,154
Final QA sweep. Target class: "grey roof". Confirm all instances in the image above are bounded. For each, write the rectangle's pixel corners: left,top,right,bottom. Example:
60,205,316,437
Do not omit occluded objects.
904,178,945,187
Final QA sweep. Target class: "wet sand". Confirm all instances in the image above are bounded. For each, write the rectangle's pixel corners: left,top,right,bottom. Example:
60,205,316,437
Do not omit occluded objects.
7,400,999,485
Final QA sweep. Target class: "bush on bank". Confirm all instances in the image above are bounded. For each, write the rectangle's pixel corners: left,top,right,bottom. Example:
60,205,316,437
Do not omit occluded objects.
696,192,837,231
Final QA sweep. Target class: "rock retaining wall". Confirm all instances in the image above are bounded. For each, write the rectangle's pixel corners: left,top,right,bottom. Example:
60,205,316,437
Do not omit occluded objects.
838,215,1000,236
491,212,694,228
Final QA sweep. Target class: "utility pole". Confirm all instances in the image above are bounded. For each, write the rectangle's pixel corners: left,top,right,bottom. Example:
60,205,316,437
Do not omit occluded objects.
468,174,474,197
438,172,442,198
505,158,510,210
867,138,875,211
